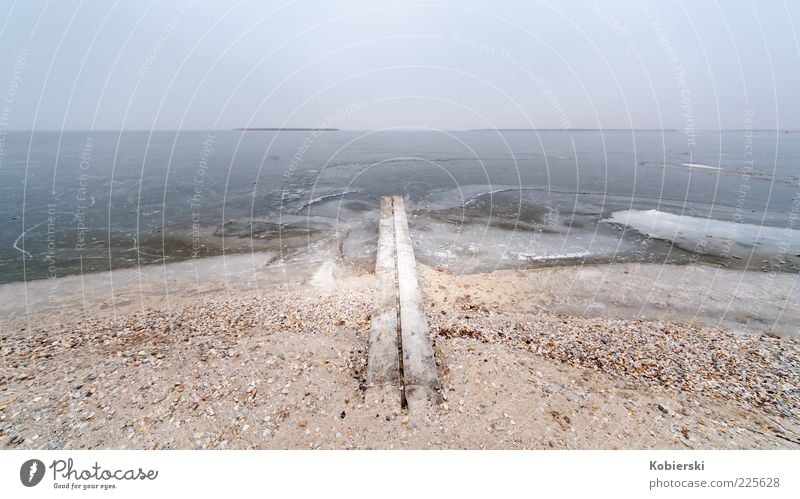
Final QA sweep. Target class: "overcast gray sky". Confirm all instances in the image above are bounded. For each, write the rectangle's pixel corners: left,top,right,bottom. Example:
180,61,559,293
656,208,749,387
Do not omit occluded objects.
0,0,797,131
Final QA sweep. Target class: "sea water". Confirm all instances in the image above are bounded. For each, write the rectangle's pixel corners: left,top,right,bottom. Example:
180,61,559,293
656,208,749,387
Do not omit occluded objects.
1,129,798,283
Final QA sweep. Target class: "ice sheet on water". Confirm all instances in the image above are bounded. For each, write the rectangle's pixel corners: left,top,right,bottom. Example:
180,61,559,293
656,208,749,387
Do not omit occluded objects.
603,209,800,260
411,215,635,274
680,162,721,170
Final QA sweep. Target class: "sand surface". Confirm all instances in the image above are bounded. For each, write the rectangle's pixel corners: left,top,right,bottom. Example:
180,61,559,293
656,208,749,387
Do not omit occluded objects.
1,256,798,449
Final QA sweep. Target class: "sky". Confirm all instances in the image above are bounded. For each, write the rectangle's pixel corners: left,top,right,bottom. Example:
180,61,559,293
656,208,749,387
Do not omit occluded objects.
0,0,797,131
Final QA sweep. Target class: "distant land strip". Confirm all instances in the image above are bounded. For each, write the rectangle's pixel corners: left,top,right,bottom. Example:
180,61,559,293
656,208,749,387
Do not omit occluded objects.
230,128,797,133
469,128,799,132
469,128,679,132
234,127,340,132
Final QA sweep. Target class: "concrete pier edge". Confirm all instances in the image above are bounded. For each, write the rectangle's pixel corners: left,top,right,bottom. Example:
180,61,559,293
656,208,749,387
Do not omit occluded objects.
366,196,441,411
366,198,401,399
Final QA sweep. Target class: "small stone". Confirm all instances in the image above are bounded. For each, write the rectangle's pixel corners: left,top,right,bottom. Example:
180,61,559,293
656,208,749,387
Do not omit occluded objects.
298,420,308,428
657,404,669,414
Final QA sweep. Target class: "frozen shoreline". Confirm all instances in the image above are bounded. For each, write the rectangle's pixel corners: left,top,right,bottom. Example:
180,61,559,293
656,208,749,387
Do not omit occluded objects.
1,250,796,337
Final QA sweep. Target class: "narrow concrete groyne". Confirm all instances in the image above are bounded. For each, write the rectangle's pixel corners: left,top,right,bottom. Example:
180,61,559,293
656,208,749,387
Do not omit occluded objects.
366,196,441,411
366,198,401,389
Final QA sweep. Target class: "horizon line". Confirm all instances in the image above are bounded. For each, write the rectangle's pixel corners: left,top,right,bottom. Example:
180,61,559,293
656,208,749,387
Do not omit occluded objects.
2,128,798,133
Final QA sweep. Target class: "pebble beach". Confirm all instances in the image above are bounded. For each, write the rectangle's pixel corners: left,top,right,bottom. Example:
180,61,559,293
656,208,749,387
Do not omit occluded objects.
1,259,798,450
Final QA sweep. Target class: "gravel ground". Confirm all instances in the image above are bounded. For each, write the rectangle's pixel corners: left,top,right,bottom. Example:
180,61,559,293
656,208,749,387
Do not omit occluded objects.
1,262,799,449
431,309,799,418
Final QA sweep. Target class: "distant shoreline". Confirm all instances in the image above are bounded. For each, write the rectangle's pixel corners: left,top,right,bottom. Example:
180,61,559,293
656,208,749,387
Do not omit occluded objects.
2,128,797,133
468,128,800,133
470,128,678,132
234,128,340,132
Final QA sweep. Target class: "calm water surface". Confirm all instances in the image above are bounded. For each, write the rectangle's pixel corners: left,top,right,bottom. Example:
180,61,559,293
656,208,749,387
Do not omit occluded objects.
1,129,798,283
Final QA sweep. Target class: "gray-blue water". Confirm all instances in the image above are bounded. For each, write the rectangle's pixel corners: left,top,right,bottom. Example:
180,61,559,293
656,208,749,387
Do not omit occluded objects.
1,129,798,284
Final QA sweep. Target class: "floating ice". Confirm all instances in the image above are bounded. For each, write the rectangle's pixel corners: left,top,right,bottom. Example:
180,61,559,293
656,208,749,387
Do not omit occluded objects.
517,250,591,261
603,209,800,258
680,162,721,170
